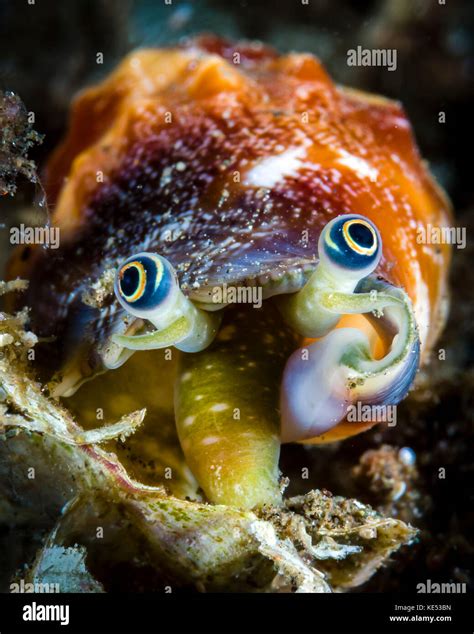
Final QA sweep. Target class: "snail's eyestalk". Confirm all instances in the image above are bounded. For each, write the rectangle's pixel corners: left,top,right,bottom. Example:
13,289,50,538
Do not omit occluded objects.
112,253,221,353
276,214,382,337
280,276,420,442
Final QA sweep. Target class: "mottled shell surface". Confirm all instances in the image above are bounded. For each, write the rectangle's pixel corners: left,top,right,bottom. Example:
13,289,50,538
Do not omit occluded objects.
10,36,451,371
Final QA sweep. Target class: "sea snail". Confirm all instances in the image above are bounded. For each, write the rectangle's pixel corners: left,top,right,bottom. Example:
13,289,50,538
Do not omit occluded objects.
9,37,451,509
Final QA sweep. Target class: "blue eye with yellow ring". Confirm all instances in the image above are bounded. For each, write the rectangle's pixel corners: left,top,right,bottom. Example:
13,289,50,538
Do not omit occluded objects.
320,214,381,274
115,253,175,312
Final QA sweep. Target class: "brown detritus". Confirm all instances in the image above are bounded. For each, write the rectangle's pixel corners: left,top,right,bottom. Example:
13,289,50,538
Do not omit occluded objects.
0,279,37,363
81,269,116,309
0,91,42,197
351,445,427,523
260,489,417,590
0,279,29,295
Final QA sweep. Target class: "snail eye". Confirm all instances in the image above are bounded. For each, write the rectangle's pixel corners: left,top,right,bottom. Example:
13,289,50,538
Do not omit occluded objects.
119,261,146,302
321,214,381,274
343,219,377,255
115,253,174,312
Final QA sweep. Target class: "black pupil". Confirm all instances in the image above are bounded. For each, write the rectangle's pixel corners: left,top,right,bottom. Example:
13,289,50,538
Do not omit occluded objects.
348,222,373,248
121,265,139,297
